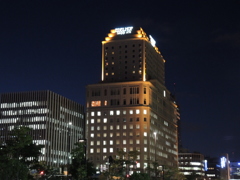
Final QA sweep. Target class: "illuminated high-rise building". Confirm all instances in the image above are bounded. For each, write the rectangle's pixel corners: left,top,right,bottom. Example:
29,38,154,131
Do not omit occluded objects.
0,90,85,167
86,27,178,173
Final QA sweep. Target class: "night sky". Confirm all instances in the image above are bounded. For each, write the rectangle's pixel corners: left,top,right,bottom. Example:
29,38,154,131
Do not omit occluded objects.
0,1,239,161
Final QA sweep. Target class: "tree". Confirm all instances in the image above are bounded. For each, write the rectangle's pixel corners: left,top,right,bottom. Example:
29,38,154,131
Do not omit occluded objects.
0,126,43,180
100,149,140,180
70,141,95,179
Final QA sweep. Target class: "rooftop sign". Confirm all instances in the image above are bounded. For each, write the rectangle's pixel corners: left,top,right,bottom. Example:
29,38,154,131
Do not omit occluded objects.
115,27,133,35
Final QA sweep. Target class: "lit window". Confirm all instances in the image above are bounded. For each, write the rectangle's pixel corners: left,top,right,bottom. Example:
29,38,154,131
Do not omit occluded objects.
110,133,113,137
103,118,107,123
90,141,94,145
116,125,120,130
97,126,100,130
123,125,126,129
90,149,94,153
144,139,147,144
144,132,147,137
111,72,114,75
97,133,101,137
129,140,133,144
97,148,100,153
91,126,94,131
103,148,107,153
143,110,147,114
90,133,94,138
103,133,107,137
112,62,114,65
91,101,101,107
110,140,113,145
136,140,140,144
91,119,94,123
104,100,107,106
116,110,120,115
97,111,101,116
91,112,95,116
110,111,114,115
123,140,126,144
129,132,133,136
136,109,140,114
116,132,120,136
144,147,147,152
110,148,113,153
116,140,120,144
97,141,100,145
163,90,166,97
129,110,133,114
123,132,126,136
106,73,108,76
103,126,107,130
97,119,101,123
129,125,133,129
136,124,140,129
103,141,107,145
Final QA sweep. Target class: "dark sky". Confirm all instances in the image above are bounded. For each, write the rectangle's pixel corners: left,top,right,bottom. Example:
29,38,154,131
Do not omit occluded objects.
0,0,240,161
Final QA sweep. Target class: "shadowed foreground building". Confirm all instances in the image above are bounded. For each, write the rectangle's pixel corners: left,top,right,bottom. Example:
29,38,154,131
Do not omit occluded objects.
0,90,85,167
86,27,179,174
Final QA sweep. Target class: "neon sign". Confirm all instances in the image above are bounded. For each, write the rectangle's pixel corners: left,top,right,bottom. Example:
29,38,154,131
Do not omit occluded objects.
115,27,133,35
149,35,156,47
221,157,226,168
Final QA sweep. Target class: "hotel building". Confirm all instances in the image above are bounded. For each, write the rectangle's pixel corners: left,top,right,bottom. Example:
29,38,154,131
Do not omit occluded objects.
0,90,85,167
86,27,179,173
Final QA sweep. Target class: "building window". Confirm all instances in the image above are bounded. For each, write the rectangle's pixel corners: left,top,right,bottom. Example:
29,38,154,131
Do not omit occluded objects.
123,110,126,114
144,132,147,137
129,110,133,114
143,110,147,114
97,111,101,116
116,125,120,130
144,88,146,94
110,140,113,145
90,149,94,153
136,109,140,114
90,141,94,145
90,133,94,138
123,125,126,129
91,119,94,123
110,148,113,153
136,140,140,144
103,118,107,123
129,125,133,129
103,148,107,153
110,111,114,115
91,112,95,116
91,101,101,107
110,125,114,130
116,110,120,115
97,119,101,123
123,140,126,144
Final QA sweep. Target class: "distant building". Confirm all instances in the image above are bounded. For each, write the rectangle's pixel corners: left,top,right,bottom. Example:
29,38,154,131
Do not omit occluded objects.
230,161,240,179
178,152,205,179
86,27,179,174
0,90,85,167
205,157,221,180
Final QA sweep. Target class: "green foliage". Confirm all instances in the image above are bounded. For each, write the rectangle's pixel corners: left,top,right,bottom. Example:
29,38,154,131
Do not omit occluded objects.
70,141,95,179
100,149,140,180
0,126,43,180
129,172,151,180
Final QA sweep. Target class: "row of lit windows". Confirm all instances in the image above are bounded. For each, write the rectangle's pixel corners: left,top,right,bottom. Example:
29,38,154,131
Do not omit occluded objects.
90,131,144,138
90,124,146,131
105,70,142,76
8,124,46,131
1,108,49,116
90,109,147,117
89,117,147,124
1,101,46,108
60,106,84,118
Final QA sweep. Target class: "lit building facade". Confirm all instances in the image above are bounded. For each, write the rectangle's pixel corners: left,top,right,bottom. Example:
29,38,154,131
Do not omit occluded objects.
86,27,178,173
0,90,85,167
178,152,205,178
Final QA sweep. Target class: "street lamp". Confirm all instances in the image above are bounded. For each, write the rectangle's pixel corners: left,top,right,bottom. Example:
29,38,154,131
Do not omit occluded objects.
79,139,87,179
154,132,157,179
67,122,72,178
